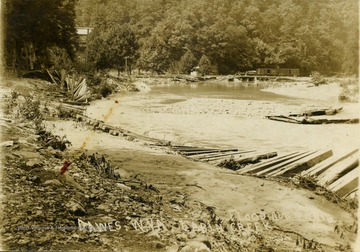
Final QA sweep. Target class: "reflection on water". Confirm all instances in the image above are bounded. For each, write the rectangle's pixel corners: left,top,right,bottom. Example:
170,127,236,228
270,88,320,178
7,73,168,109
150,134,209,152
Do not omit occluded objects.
151,81,292,102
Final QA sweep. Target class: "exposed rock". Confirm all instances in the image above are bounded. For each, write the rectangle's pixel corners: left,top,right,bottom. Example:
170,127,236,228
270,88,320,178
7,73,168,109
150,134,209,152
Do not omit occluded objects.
179,241,211,252
116,183,132,191
176,233,188,242
43,179,62,187
0,141,14,147
15,150,42,159
25,159,43,168
66,201,86,216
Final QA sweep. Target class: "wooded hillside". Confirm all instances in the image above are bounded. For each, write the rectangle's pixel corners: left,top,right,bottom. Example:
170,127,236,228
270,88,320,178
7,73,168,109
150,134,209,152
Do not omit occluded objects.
2,0,358,76
75,0,358,75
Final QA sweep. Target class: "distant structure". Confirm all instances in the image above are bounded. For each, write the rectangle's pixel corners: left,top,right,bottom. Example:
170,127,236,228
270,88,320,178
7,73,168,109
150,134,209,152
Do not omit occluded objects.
256,68,300,77
76,27,93,46
76,27,93,64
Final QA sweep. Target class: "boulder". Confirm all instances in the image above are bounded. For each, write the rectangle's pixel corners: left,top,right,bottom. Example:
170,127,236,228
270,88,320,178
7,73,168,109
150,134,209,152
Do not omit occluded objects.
0,141,14,147
179,241,211,252
43,179,62,187
116,183,131,191
66,201,86,216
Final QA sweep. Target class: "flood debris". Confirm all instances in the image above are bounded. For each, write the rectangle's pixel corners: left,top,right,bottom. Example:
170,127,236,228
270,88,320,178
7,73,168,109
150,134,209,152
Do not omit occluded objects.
266,106,358,124
238,149,358,201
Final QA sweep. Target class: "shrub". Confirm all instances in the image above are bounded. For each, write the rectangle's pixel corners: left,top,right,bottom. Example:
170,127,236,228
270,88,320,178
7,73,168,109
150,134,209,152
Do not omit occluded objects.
338,79,359,103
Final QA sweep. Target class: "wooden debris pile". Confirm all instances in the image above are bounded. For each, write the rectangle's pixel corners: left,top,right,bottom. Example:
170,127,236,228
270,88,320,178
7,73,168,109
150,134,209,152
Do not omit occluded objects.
266,106,358,124
173,144,358,199
238,149,358,199
47,70,91,104
171,145,277,167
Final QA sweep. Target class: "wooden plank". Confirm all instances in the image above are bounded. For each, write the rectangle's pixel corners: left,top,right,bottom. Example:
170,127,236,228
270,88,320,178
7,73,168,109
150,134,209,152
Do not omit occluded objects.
327,167,359,193
46,69,58,85
268,149,333,177
317,155,359,186
202,152,255,162
196,150,256,160
332,177,358,198
174,147,219,151
255,151,316,176
172,146,219,150
181,149,238,156
232,152,277,165
237,152,301,174
266,115,302,124
301,149,358,176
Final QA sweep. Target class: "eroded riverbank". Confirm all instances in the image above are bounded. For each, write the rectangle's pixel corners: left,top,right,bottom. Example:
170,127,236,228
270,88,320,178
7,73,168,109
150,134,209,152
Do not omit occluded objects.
1,78,358,251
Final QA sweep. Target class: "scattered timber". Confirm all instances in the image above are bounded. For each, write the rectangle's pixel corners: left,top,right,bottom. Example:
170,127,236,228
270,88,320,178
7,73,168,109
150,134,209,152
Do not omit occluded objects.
266,115,358,124
231,152,277,165
266,149,333,177
327,168,358,197
289,107,343,117
317,154,359,186
301,149,358,177
255,151,315,176
237,152,303,175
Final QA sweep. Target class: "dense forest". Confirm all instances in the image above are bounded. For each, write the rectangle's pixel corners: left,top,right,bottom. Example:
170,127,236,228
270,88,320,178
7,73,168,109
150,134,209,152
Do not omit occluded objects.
2,0,359,76
75,0,359,75
2,0,78,71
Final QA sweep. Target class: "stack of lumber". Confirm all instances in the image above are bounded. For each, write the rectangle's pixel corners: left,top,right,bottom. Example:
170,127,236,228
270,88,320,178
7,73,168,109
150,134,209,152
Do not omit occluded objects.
238,148,358,199
172,145,277,166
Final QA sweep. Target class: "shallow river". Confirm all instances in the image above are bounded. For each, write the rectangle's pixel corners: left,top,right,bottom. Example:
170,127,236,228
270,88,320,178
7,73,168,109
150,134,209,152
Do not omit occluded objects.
87,81,358,154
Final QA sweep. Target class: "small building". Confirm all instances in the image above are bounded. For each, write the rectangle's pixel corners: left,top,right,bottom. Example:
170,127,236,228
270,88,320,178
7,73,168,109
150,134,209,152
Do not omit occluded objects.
76,27,93,45
257,68,300,77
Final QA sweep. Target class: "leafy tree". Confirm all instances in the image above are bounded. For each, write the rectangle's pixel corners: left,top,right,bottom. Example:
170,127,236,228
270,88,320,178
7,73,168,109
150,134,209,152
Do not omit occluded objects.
75,0,359,75
198,54,212,75
87,25,139,74
178,50,197,74
3,0,78,71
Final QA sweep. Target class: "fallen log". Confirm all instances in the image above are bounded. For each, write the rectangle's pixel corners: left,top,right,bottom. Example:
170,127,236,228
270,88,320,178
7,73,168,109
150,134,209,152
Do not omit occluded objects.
301,149,358,177
268,149,333,177
303,118,359,124
255,151,316,176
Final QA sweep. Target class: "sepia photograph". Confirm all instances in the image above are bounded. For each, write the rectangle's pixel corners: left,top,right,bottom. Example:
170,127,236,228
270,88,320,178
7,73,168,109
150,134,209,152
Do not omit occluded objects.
0,0,359,251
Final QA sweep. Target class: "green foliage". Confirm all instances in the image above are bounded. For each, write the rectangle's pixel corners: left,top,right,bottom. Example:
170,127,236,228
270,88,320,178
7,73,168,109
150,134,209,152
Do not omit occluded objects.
311,71,327,85
198,55,212,75
75,0,359,75
338,79,359,103
178,50,197,74
3,0,78,70
87,25,139,72
19,96,42,121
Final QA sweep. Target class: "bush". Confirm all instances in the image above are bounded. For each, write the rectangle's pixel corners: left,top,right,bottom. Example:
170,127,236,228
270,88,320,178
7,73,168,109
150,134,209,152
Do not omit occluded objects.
19,96,42,121
311,71,327,86
100,84,113,97
338,79,359,103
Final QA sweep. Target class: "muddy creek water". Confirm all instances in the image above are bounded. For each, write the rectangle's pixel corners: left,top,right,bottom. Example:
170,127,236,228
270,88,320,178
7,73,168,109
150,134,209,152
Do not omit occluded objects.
87,81,358,154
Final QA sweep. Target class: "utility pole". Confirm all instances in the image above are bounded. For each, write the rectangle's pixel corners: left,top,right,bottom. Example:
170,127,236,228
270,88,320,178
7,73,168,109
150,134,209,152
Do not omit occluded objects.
124,56,129,76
